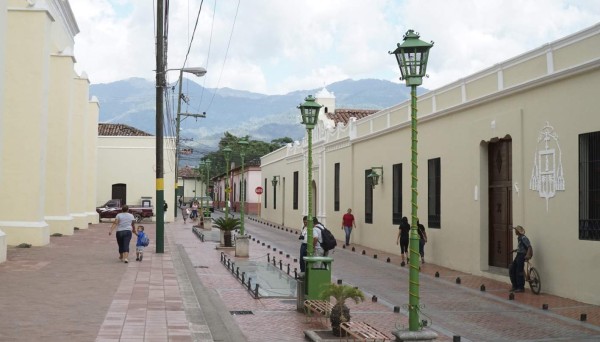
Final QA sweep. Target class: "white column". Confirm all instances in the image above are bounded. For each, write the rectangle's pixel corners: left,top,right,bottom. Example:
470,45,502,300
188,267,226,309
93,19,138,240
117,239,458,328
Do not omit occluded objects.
86,97,100,224
69,74,90,229
44,55,75,235
0,8,52,245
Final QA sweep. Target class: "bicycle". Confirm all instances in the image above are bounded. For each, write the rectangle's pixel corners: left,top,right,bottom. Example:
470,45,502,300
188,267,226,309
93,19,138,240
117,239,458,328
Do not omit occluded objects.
512,249,541,295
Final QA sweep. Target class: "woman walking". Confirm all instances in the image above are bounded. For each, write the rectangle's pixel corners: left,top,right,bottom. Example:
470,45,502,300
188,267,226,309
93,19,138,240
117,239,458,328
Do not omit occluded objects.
108,205,135,263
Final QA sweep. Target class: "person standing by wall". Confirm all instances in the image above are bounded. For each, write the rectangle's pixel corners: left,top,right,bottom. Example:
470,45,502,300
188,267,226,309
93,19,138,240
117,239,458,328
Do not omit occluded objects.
396,216,410,264
417,219,427,264
108,205,135,263
341,208,357,246
299,216,308,273
509,225,532,293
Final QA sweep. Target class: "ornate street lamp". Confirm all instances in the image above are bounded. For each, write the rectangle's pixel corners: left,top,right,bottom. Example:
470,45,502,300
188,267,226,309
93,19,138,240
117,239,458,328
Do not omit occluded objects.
223,146,232,218
390,30,434,335
298,95,322,258
238,139,249,235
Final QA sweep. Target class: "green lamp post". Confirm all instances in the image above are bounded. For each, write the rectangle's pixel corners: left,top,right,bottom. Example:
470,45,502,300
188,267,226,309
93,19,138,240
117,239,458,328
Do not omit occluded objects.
298,95,322,258
205,159,211,215
390,30,434,333
223,147,232,218
238,139,249,235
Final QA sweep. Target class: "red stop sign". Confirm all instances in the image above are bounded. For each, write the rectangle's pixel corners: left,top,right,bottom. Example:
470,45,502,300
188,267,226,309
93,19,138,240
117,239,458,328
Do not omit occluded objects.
255,186,263,195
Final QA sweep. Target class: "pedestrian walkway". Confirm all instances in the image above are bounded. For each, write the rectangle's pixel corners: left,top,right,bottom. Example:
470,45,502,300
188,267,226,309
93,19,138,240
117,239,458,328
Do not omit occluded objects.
1,214,599,341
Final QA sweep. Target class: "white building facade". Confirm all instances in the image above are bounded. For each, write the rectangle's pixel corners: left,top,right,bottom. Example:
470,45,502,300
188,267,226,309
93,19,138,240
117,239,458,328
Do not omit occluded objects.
0,0,99,259
261,24,600,305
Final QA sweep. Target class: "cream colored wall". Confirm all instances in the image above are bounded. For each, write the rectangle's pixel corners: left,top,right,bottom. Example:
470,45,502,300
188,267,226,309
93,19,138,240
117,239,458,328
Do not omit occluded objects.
96,136,175,222
44,55,75,235
0,8,52,245
69,75,89,229
86,99,100,224
261,24,600,304
0,0,6,261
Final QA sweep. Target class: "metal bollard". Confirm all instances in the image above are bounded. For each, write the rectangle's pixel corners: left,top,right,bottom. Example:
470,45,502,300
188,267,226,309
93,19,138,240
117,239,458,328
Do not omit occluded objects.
236,267,239,278
267,253,270,262
241,272,245,283
247,277,252,290
294,268,297,279
279,260,283,270
254,284,259,298
287,263,290,275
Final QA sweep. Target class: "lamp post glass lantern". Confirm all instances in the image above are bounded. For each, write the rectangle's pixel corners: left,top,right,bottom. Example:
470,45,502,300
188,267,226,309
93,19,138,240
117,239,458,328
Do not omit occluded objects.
298,95,322,257
238,139,249,235
390,29,433,332
223,147,232,218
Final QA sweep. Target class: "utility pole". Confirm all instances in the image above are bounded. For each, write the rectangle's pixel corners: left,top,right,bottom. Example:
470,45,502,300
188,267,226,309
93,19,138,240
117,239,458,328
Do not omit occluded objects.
155,0,165,253
174,67,206,217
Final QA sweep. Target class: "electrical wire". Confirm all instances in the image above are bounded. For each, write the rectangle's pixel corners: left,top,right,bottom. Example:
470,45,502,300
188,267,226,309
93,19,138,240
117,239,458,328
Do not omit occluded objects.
204,0,240,113
196,0,217,110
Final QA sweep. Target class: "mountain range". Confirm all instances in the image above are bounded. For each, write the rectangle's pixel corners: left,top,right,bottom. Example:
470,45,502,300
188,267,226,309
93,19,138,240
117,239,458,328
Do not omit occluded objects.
89,78,421,162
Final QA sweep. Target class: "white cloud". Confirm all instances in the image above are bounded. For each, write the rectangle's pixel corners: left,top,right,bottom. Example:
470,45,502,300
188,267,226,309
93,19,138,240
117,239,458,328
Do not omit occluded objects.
70,0,600,93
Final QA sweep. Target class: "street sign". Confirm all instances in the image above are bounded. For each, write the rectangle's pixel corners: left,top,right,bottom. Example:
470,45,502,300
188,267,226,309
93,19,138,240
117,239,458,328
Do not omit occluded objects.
255,186,263,195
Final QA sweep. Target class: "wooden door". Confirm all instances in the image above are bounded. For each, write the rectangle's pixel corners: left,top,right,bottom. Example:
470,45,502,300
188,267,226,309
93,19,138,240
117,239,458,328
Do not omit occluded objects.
112,183,127,205
488,139,513,268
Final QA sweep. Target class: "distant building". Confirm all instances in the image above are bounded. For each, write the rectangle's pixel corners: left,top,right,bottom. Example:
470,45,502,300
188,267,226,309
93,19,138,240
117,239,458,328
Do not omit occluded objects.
178,165,203,202
97,123,176,223
261,24,600,305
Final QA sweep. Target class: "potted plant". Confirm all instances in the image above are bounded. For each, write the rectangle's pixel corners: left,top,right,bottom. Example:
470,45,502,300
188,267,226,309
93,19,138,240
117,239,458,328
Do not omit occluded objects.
319,283,365,337
212,217,240,247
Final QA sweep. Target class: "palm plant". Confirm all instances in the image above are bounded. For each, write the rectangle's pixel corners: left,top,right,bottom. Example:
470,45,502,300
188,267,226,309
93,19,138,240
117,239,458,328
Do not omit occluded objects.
212,217,241,247
319,283,365,337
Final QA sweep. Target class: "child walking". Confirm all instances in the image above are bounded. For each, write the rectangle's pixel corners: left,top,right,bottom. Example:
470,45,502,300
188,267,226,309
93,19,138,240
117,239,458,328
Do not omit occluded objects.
133,225,147,262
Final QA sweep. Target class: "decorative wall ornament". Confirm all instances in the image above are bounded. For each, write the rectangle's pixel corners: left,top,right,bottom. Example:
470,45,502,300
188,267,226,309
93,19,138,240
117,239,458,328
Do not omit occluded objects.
529,121,565,211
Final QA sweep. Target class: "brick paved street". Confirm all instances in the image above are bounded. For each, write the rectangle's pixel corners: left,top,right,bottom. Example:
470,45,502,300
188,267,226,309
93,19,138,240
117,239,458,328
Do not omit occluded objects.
0,213,599,341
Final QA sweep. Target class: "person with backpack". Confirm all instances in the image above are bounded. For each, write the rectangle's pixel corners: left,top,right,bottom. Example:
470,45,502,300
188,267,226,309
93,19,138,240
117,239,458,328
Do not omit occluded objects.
133,225,149,262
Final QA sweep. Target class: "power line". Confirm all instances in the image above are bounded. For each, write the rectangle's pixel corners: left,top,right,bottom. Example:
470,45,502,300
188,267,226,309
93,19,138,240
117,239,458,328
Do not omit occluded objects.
196,0,217,110
204,0,241,113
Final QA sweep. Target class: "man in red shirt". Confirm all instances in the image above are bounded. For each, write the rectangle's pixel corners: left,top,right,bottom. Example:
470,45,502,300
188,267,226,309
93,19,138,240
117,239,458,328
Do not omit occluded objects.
341,208,357,246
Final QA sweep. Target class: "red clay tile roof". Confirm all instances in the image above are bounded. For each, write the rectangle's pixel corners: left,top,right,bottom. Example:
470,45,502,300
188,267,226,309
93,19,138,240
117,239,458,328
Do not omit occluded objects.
178,166,201,178
326,109,379,126
98,123,153,136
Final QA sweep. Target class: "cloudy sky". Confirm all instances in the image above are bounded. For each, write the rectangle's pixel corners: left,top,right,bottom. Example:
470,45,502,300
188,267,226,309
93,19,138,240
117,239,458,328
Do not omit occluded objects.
70,0,600,95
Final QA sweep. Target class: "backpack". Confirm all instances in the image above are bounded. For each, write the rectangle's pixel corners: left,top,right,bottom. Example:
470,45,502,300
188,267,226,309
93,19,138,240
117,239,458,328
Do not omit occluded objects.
316,224,337,252
141,234,150,247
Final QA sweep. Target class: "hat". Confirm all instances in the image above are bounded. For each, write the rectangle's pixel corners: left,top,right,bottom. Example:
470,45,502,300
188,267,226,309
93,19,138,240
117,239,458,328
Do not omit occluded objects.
512,225,525,234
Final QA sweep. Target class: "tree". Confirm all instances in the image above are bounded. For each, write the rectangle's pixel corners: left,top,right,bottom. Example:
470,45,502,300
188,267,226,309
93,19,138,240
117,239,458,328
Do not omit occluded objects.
319,283,365,337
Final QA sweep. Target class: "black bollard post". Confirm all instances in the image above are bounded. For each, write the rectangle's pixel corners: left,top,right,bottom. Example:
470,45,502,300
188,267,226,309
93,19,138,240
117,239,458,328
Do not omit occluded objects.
386,257,391,263
480,284,486,292
279,260,283,270
581,313,587,321
247,277,252,290
287,264,290,275
294,268,298,279
267,253,270,262
241,272,245,283
435,271,440,278
373,254,377,259
254,284,259,298
372,295,377,302
236,267,239,278
456,277,461,284
362,250,366,255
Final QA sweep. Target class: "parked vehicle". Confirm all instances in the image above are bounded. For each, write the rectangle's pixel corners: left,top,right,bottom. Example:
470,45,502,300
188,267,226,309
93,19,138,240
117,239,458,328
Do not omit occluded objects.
96,199,154,223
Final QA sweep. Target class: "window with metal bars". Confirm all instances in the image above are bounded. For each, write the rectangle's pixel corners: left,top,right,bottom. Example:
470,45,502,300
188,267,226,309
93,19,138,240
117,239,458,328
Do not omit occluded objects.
293,171,299,210
393,163,402,225
428,158,441,228
334,163,340,211
579,132,600,241
365,169,373,223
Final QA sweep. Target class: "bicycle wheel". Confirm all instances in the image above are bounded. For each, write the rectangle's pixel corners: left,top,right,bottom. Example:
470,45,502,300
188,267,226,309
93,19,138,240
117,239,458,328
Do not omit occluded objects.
528,267,541,294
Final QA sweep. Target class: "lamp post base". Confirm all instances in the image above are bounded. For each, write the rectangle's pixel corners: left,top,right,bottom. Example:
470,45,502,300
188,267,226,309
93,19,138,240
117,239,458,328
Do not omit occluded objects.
392,328,438,341
235,235,250,257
